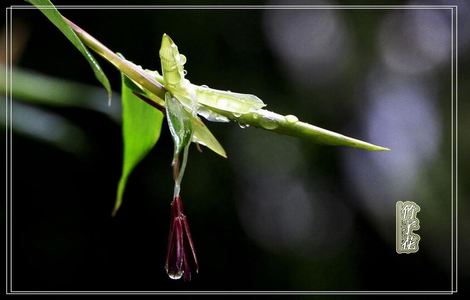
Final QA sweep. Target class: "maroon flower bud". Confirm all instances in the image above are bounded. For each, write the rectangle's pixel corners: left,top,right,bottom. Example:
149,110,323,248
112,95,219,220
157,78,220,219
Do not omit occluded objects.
165,195,199,281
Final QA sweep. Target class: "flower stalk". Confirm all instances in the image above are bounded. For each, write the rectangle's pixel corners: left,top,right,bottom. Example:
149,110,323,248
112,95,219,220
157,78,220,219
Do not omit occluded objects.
165,141,198,281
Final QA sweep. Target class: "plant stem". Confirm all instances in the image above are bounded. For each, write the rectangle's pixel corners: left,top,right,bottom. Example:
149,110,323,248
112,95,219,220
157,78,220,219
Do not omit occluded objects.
67,19,389,151
64,18,166,107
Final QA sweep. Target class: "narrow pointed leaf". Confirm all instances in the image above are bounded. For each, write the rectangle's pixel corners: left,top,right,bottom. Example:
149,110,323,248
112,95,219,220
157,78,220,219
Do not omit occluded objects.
165,93,193,157
244,109,390,151
191,117,227,158
122,75,164,108
114,74,164,216
26,0,112,102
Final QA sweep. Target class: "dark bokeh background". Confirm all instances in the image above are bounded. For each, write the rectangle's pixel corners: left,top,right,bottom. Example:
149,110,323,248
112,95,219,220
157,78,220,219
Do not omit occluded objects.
4,0,468,292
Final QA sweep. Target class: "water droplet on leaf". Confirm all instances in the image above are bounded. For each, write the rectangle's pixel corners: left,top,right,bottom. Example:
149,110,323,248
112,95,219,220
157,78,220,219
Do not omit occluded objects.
285,114,299,123
238,122,250,129
197,106,230,122
260,118,278,130
179,54,187,65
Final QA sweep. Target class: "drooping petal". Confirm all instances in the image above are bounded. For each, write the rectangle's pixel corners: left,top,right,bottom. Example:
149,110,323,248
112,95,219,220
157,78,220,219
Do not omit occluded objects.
182,216,199,274
165,217,175,274
183,249,192,281
165,198,184,280
175,217,184,273
165,195,199,281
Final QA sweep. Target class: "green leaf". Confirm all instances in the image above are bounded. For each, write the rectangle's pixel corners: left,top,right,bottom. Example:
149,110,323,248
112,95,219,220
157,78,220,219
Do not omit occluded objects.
194,85,266,115
191,117,227,158
121,75,163,107
122,75,145,94
26,0,112,102
232,109,390,151
165,93,193,159
113,74,164,216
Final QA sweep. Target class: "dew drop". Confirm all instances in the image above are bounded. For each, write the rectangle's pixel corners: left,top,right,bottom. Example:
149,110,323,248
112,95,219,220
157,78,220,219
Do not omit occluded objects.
233,113,242,118
197,107,230,122
260,118,278,130
183,70,188,76
168,270,183,280
238,122,250,129
179,54,187,65
201,85,209,89
285,114,299,123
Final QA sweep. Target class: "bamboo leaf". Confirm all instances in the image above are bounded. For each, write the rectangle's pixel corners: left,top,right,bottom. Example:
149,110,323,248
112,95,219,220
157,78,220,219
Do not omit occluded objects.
26,0,112,102
165,93,193,159
191,117,227,158
235,109,390,151
113,74,164,216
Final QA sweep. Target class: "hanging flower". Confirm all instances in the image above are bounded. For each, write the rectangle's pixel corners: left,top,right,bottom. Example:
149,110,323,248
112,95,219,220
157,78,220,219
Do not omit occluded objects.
165,195,199,281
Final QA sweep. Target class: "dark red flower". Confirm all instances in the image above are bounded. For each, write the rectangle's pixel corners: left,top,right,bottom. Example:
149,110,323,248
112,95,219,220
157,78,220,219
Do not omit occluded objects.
165,195,199,281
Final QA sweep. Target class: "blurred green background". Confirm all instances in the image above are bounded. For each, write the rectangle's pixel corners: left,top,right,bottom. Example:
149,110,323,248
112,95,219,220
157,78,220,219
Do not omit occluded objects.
3,0,468,292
